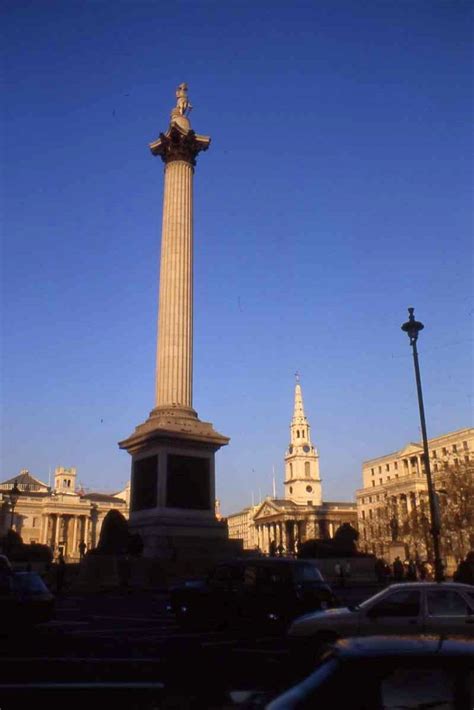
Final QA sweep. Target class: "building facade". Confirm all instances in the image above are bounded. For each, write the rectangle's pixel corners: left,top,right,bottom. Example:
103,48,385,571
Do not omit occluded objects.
0,467,130,560
356,427,474,562
228,381,357,553
226,505,259,550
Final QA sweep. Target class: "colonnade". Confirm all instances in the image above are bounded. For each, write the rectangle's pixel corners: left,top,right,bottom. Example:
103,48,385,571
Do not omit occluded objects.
254,518,342,554
40,510,100,559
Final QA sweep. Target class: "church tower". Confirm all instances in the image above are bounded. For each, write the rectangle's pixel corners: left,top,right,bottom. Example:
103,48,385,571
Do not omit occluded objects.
284,379,322,505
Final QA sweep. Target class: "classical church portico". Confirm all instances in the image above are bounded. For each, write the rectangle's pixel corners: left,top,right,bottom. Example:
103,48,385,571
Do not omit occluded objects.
230,380,357,553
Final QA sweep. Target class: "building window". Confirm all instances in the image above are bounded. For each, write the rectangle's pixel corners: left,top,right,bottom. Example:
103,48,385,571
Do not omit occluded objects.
372,481,375,487
369,496,372,503
463,441,468,450
395,474,399,479
403,459,408,469
371,468,375,475
432,450,437,459
296,430,300,438
306,485,312,493
369,509,373,519
394,462,398,470
378,466,382,473
465,456,470,463
434,463,439,472
454,459,459,467
290,463,293,478
387,476,390,481
379,478,382,485
302,429,305,438
442,447,447,455
452,444,457,453
386,464,390,471
362,510,366,520
305,462,310,478
289,486,293,494
32,517,38,528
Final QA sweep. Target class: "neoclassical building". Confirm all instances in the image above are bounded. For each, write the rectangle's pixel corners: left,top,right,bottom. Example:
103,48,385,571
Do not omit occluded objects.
0,467,130,560
356,427,474,560
228,381,357,553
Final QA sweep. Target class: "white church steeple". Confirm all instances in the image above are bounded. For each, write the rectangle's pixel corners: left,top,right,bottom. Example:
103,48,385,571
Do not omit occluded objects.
284,377,322,505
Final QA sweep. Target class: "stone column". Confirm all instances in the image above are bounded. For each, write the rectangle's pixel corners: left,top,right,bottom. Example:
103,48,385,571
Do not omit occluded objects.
53,515,60,547
72,516,78,557
155,159,195,410
40,515,48,544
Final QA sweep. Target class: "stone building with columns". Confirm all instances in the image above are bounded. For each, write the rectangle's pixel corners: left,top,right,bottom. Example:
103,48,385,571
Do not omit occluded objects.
356,427,474,560
0,467,129,560
228,382,357,554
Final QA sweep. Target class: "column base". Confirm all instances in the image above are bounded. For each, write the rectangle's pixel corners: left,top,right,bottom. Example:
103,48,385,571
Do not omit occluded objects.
119,409,230,562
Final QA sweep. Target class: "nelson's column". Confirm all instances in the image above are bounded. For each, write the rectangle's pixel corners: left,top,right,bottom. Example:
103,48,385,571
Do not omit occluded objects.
119,84,230,560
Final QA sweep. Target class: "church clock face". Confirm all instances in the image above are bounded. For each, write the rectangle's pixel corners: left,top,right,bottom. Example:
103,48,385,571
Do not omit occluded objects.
303,445,310,452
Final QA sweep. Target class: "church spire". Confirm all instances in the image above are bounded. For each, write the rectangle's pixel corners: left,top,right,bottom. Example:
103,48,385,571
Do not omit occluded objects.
284,378,322,506
293,381,306,422
290,377,312,446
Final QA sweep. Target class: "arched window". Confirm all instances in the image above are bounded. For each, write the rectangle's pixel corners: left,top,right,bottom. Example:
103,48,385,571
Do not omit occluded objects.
289,463,293,478
296,430,300,438
305,462,310,477
302,429,305,438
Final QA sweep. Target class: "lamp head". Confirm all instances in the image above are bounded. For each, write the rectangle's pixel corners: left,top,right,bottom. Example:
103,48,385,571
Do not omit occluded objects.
9,480,20,508
401,307,424,345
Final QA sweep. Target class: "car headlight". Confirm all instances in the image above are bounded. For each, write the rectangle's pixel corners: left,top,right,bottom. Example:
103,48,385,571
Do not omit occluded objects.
268,613,279,621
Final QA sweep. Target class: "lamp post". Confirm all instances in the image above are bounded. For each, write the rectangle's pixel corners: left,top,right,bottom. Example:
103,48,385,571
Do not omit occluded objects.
8,480,21,530
401,307,444,582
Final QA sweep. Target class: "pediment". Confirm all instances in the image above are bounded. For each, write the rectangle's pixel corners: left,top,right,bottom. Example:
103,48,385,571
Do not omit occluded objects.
399,442,423,457
253,500,280,520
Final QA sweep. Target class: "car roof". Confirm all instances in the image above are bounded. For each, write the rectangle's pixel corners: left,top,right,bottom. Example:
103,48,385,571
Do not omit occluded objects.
333,636,474,660
218,557,311,566
381,582,474,591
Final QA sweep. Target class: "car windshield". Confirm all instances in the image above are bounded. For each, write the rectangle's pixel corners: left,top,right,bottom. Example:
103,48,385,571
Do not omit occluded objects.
294,564,324,582
358,587,396,610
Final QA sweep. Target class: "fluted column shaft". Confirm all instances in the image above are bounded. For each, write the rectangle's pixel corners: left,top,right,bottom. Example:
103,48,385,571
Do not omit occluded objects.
155,159,194,408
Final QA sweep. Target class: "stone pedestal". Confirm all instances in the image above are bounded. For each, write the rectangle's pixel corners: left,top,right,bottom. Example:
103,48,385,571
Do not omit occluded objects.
119,409,229,558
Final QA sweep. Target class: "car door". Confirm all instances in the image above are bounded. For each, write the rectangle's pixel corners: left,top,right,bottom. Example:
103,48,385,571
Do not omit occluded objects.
424,588,474,636
208,564,241,624
359,589,423,636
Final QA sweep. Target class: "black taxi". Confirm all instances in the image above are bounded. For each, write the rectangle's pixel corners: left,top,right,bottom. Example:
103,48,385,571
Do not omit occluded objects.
168,557,338,633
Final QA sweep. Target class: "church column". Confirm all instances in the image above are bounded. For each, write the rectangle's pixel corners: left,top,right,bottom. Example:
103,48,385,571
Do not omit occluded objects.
53,514,60,548
72,516,78,558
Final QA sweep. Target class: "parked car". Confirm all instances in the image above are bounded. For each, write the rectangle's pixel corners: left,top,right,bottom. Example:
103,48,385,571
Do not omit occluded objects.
268,635,474,709
168,557,338,632
0,570,55,628
288,582,474,653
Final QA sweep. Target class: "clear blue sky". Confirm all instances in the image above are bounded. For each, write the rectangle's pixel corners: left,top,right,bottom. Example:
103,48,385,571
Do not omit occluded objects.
2,1,472,515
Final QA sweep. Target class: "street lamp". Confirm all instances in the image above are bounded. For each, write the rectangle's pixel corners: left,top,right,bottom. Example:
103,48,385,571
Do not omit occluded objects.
8,480,21,530
401,307,444,582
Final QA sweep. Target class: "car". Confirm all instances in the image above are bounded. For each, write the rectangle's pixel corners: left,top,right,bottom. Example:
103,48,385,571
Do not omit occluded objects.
168,557,338,632
0,570,55,628
288,582,474,652
268,636,474,709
